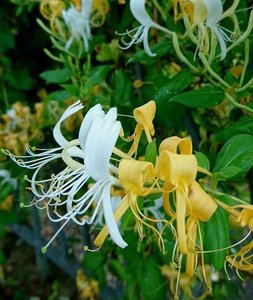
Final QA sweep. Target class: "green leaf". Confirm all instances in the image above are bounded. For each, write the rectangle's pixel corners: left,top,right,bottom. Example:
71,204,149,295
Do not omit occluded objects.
155,70,194,103
154,70,193,128
85,65,113,89
45,90,72,101
40,68,71,84
60,84,80,96
203,207,230,270
169,86,225,108
127,38,172,64
6,69,33,90
113,69,132,106
145,140,157,166
218,166,242,180
213,117,253,142
195,151,210,171
0,23,15,50
137,256,166,300
214,134,253,178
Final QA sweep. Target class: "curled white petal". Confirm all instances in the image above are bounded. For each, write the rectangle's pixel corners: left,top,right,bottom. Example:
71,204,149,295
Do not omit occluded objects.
78,104,104,151
53,100,84,157
118,0,170,57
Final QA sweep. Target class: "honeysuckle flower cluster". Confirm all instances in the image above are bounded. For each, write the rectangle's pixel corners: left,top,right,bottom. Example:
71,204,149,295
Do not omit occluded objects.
0,102,44,155
120,0,252,62
40,0,111,51
3,100,253,299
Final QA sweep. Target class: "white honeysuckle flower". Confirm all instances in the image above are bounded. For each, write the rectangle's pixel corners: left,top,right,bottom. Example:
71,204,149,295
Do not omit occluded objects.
118,0,171,57
62,0,93,51
203,0,227,60
0,169,17,189
82,106,127,248
202,0,239,60
4,101,128,250
53,106,127,249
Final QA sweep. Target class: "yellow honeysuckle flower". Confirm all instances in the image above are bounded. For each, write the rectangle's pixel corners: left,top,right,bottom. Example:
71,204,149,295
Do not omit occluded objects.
226,240,253,273
229,205,253,230
40,0,66,31
172,0,194,22
188,181,217,222
156,150,197,254
217,202,253,231
159,136,192,154
91,0,110,26
127,100,156,157
186,181,217,288
94,159,165,249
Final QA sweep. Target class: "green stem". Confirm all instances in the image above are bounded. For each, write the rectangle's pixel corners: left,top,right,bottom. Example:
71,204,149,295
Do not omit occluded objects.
199,53,231,89
237,76,253,93
43,48,63,63
225,92,253,113
172,33,199,73
239,39,250,87
204,186,249,205
227,10,253,52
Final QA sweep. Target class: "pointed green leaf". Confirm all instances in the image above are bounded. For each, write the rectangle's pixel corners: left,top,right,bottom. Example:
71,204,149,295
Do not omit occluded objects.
214,134,253,178
203,207,230,270
169,86,225,108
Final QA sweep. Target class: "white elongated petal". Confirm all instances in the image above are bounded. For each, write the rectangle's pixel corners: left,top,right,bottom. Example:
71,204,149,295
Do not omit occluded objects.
130,0,154,27
212,26,227,60
81,0,93,18
130,0,169,32
102,182,127,248
143,27,155,57
53,100,84,157
84,108,121,181
78,104,104,151
203,0,223,25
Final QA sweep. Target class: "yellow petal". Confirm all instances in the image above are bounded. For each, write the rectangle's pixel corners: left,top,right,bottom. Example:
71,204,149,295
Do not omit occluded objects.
176,184,189,254
133,100,156,138
156,150,197,186
191,0,207,25
159,136,192,154
188,181,217,222
186,252,196,277
238,208,253,230
118,159,155,195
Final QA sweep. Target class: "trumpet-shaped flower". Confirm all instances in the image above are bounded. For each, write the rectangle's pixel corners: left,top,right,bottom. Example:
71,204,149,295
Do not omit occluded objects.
94,159,166,250
203,0,227,60
188,0,239,60
118,0,171,56
127,100,156,157
62,0,93,51
4,101,129,250
91,0,109,26
40,0,66,32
